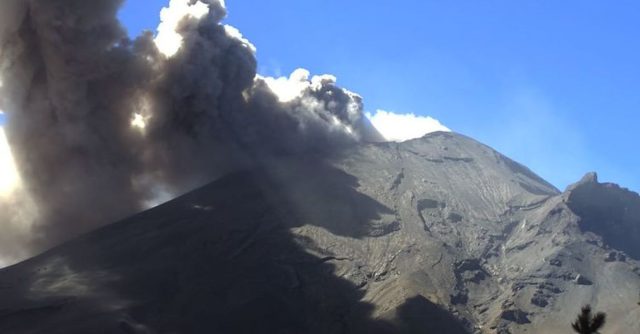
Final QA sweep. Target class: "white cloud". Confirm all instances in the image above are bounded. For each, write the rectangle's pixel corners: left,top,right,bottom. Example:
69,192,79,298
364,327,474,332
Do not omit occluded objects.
154,0,211,57
366,110,450,142
260,68,311,102
223,25,257,54
260,68,339,103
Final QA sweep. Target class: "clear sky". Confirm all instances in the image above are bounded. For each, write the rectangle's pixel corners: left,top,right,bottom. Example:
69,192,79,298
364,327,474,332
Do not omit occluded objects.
117,1,636,192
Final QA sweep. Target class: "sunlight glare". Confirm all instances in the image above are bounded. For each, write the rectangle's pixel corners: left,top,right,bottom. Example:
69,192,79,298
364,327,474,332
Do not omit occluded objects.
0,127,21,197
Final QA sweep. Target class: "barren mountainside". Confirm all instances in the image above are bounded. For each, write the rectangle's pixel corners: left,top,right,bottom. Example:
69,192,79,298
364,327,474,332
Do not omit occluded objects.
1,132,639,333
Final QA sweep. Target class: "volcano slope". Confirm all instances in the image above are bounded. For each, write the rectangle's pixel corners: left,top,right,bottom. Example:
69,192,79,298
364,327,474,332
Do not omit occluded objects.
1,131,639,334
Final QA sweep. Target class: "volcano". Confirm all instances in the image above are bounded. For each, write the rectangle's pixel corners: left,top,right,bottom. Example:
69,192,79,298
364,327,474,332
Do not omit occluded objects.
0,132,639,333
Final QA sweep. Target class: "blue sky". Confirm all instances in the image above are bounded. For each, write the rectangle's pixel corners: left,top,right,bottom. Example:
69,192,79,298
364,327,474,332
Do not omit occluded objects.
118,1,636,192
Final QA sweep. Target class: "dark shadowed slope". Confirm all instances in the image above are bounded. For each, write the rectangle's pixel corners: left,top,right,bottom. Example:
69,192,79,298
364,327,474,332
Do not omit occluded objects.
1,132,640,333
0,167,465,334
566,172,640,259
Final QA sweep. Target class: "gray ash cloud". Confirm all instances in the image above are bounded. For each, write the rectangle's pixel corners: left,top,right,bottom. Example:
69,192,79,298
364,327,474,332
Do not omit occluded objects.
0,0,382,262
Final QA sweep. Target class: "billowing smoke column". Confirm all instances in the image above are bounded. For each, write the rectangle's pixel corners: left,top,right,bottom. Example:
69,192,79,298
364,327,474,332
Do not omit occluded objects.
0,0,382,263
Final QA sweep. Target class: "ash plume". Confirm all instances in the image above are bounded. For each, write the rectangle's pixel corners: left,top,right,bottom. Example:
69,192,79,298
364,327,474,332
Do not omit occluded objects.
0,0,382,264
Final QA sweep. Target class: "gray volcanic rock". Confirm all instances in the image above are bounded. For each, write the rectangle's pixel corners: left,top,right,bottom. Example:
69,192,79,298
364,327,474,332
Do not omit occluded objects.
1,132,639,333
565,172,640,259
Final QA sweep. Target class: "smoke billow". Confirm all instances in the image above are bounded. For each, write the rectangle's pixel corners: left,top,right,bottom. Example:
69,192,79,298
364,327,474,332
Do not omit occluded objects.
0,0,382,264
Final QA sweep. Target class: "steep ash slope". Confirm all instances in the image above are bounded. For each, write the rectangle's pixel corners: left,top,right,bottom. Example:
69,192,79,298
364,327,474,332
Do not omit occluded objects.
1,132,639,333
0,172,404,334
